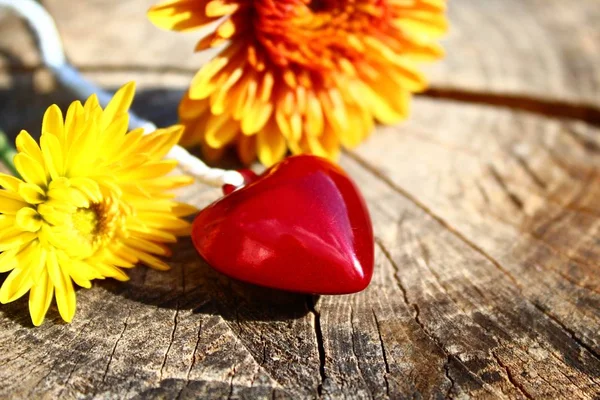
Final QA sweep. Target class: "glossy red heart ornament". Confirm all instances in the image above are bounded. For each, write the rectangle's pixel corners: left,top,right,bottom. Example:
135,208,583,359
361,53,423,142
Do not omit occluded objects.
191,155,374,294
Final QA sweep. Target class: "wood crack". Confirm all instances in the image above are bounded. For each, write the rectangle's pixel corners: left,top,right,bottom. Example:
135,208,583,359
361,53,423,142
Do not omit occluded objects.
444,357,455,399
546,343,600,388
176,320,203,400
376,239,493,397
159,304,180,381
374,239,410,309
488,165,525,211
512,153,548,190
371,310,391,398
421,87,600,127
531,302,600,362
102,310,131,382
306,295,326,397
491,351,534,399
562,126,600,154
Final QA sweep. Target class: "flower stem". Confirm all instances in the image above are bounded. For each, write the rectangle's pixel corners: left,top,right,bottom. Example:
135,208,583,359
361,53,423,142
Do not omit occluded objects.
0,130,18,175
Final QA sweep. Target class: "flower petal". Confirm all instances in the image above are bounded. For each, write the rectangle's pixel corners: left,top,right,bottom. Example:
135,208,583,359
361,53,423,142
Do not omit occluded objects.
0,266,33,304
101,82,135,131
14,153,48,187
29,268,54,326
148,0,220,32
47,251,76,323
15,207,42,232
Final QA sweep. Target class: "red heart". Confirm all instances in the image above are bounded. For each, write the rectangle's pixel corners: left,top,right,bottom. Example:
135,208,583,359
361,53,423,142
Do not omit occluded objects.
191,155,374,294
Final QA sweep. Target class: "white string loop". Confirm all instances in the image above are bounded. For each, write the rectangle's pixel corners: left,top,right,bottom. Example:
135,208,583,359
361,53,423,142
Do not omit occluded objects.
0,0,244,188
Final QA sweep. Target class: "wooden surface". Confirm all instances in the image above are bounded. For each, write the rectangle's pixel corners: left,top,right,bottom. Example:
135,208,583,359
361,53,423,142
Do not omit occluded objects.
1,1,600,398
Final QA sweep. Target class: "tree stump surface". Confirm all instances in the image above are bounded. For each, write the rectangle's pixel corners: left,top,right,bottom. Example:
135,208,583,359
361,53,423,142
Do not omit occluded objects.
1,1,600,399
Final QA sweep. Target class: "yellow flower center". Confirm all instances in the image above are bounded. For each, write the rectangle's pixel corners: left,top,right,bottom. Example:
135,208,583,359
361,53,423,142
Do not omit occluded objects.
72,208,98,238
72,200,121,257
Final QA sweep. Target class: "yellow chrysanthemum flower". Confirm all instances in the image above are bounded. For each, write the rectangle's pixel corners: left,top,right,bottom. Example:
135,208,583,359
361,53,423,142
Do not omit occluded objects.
0,82,195,326
148,0,448,166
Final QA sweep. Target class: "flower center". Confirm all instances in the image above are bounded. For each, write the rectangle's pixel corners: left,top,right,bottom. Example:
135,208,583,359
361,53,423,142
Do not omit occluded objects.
254,0,389,75
71,200,121,257
73,207,99,238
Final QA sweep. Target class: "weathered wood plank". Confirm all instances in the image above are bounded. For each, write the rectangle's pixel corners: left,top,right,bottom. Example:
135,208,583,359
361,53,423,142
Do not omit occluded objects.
3,74,599,397
346,98,600,397
428,0,600,107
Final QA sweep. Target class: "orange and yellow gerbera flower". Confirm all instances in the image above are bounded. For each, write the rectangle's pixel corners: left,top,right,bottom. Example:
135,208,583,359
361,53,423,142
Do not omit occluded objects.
0,82,195,325
148,0,448,166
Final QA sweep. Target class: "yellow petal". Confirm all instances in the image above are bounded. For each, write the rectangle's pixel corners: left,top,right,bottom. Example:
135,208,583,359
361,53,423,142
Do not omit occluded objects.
119,160,178,181
0,266,33,304
0,173,23,192
61,260,94,289
40,134,64,179
0,227,36,252
29,268,54,326
126,225,178,243
211,66,244,113
306,128,341,161
18,182,46,205
15,130,44,167
170,202,198,217
206,0,243,17
360,83,408,124
64,100,85,145
257,123,287,167
130,249,171,271
37,204,69,226
42,104,65,138
15,207,42,232
241,102,273,135
148,0,219,32
0,190,28,214
84,93,101,117
305,93,324,137
47,251,76,323
179,92,210,120
69,177,102,203
14,153,48,187
90,262,130,281
101,82,135,131
125,237,171,256
137,126,184,160
205,114,239,148
393,12,448,39
0,248,19,273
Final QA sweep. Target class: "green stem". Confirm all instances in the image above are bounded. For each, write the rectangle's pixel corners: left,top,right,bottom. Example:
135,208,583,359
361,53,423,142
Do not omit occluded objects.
0,130,18,176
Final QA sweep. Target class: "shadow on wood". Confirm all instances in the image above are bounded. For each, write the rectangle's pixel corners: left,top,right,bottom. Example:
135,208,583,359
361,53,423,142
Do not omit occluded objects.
100,236,315,323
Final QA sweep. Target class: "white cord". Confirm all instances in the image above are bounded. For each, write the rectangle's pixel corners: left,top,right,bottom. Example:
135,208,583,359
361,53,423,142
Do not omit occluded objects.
0,0,244,188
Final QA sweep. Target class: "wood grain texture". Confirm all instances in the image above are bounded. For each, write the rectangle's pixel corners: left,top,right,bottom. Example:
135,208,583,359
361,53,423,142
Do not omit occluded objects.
426,0,600,107
1,0,599,399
